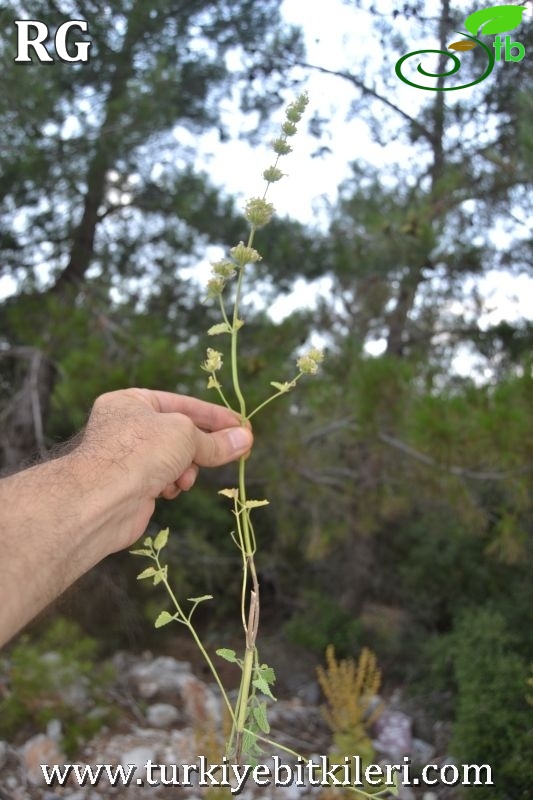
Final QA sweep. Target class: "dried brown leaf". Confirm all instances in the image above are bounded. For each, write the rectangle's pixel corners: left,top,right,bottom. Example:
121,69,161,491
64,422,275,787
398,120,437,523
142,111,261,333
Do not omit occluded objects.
448,40,477,51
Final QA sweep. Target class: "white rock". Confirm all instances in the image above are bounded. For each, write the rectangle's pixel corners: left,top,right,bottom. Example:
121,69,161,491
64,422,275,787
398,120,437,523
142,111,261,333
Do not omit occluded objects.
411,736,435,765
398,788,416,800
129,656,190,699
146,702,179,728
21,733,65,786
46,719,62,741
0,740,8,770
121,745,157,771
373,710,412,759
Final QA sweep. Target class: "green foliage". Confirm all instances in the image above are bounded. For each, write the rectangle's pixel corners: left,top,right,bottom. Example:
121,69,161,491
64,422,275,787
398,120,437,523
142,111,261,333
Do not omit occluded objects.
449,609,533,800
0,618,116,755
284,590,363,657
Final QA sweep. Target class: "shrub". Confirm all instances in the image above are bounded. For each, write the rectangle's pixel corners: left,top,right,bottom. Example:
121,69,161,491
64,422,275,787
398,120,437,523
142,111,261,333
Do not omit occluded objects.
0,617,117,755
450,608,533,799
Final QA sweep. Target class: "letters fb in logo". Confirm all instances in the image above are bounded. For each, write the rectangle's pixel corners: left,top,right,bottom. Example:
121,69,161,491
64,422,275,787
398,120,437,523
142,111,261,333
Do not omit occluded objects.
14,20,91,64
395,3,528,91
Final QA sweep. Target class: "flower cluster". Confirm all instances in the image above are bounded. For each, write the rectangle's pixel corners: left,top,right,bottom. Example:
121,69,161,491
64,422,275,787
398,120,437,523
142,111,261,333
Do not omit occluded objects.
201,347,223,373
296,347,324,375
244,198,275,229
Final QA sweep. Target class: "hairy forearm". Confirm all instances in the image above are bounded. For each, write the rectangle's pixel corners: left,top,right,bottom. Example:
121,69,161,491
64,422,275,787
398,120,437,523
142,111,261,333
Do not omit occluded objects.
0,450,139,646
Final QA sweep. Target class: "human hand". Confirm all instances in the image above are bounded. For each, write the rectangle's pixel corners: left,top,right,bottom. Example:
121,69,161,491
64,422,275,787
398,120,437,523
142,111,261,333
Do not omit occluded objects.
76,388,253,551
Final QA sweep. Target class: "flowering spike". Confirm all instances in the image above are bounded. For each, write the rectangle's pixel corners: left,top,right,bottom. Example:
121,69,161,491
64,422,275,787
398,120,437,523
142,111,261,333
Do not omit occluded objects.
202,348,223,372
230,242,262,266
263,166,284,183
281,121,297,137
244,198,275,228
272,137,292,156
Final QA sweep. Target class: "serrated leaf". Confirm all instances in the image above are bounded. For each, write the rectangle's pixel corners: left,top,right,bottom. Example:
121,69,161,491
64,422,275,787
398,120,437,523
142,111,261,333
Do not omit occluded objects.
216,648,239,663
241,729,262,758
154,611,174,628
137,567,157,580
207,322,232,335
259,665,276,685
154,528,169,551
129,548,153,557
252,676,276,700
465,4,526,36
244,499,269,509
187,594,213,603
218,488,238,499
448,40,477,51
252,702,270,734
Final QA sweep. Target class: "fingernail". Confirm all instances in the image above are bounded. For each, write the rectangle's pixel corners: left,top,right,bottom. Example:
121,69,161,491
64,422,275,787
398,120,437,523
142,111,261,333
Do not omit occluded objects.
228,427,251,452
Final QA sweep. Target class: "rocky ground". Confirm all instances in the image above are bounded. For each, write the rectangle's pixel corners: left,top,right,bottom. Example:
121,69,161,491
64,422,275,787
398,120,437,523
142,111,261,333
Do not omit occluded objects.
0,650,456,800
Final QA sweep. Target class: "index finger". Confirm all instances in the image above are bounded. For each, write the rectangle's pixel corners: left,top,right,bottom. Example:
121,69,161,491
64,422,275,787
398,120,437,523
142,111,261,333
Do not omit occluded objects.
127,388,243,431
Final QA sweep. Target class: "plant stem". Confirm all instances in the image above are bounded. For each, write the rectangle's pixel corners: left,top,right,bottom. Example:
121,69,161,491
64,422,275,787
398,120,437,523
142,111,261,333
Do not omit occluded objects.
247,373,304,420
156,556,235,723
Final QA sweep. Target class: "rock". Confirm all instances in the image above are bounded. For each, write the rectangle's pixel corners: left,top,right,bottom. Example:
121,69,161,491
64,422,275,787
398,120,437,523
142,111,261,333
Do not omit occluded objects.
433,719,453,752
397,788,416,800
372,710,412,759
146,702,179,728
173,673,220,725
411,737,435,765
128,655,190,700
295,680,320,706
46,719,62,741
21,733,65,786
121,745,157,771
0,740,8,770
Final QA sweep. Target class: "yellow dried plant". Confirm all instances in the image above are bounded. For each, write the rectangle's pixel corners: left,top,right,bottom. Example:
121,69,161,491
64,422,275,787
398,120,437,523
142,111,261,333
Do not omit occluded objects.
317,645,383,739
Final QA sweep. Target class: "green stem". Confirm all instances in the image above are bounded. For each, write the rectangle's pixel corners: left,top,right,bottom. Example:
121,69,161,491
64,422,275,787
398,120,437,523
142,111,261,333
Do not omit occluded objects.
247,373,303,420
156,558,235,724
209,373,233,411
247,732,396,799
235,645,254,734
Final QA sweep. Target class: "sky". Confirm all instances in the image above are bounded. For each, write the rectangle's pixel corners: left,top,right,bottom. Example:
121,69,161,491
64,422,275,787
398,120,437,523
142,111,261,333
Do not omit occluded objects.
187,0,533,364
1,0,531,370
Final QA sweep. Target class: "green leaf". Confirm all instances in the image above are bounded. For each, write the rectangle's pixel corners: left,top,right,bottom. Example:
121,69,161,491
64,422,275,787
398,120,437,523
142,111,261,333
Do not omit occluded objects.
241,729,262,759
465,5,526,36
252,676,276,700
244,499,269,509
129,548,152,557
252,702,270,734
187,594,213,603
143,536,153,547
154,611,174,628
137,567,157,580
259,665,276,685
216,648,238,663
153,528,169,551
207,322,232,335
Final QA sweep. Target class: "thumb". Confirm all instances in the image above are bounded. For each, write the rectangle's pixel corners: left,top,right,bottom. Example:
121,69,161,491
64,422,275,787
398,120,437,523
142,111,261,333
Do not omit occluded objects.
193,425,253,468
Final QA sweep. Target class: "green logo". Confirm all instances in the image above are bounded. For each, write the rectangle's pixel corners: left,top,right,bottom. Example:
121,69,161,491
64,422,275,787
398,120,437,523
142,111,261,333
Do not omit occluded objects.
395,4,528,91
